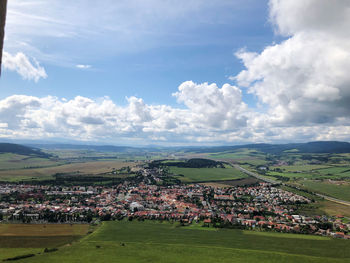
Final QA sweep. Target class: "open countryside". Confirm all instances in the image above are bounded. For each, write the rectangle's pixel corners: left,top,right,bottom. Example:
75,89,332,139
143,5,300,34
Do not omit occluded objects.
2,221,349,263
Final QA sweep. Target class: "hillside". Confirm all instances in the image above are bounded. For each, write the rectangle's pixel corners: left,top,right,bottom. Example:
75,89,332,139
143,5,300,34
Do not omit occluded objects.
12,221,350,263
0,143,50,158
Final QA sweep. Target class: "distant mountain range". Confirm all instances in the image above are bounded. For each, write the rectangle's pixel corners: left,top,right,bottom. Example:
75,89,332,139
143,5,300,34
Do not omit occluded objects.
185,141,350,154
27,143,142,153
1,141,350,156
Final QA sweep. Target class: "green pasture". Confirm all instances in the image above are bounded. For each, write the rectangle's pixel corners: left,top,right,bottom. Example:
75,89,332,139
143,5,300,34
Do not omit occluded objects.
169,166,247,182
267,171,315,180
263,164,350,182
316,166,350,177
17,220,350,263
209,148,267,161
274,165,332,172
300,180,350,202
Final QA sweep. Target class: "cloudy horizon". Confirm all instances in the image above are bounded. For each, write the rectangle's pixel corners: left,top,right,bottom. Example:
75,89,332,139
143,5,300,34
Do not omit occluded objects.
1,0,350,145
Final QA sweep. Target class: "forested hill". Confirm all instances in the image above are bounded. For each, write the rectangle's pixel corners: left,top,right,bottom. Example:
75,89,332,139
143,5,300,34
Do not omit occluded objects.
0,143,50,157
186,141,350,154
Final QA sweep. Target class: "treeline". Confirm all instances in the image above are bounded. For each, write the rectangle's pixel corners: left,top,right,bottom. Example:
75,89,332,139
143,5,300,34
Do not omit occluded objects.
148,158,224,169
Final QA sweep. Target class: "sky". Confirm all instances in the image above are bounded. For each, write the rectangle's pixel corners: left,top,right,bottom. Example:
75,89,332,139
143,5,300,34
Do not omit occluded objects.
0,0,350,146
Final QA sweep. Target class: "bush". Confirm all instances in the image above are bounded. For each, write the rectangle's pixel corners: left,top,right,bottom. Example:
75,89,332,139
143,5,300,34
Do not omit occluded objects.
44,248,58,253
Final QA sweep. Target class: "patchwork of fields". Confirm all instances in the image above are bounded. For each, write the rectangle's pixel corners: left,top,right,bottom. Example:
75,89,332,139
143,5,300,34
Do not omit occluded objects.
0,160,136,182
0,153,62,170
6,221,350,263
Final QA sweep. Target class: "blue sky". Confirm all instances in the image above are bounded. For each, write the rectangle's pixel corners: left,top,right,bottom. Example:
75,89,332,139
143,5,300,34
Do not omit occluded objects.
1,0,273,106
0,0,349,145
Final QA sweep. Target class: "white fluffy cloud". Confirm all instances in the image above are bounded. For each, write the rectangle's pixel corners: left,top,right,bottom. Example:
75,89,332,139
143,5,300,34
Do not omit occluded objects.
0,81,253,143
234,0,350,128
173,81,248,129
2,52,47,82
1,80,350,144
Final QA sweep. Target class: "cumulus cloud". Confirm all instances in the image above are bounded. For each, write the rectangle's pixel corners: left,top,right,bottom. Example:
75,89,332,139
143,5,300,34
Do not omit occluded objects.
233,0,350,128
173,81,248,129
0,88,350,144
0,81,254,143
2,51,47,82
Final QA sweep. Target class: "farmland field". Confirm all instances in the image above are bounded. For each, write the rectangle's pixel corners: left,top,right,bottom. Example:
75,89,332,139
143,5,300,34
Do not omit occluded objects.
300,180,350,202
0,160,137,182
0,223,89,236
15,221,350,263
0,153,62,170
209,149,268,166
170,166,247,183
273,165,332,172
0,224,90,261
316,166,350,178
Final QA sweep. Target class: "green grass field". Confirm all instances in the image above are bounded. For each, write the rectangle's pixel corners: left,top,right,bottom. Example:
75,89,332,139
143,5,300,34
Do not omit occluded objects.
300,180,350,202
265,164,350,184
316,166,350,178
268,171,315,180
209,149,268,166
14,221,350,263
170,166,247,182
275,165,333,172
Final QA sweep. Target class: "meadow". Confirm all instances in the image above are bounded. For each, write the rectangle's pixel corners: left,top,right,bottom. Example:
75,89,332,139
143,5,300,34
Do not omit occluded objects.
14,220,350,263
300,180,350,202
267,165,350,181
169,166,247,183
316,166,350,177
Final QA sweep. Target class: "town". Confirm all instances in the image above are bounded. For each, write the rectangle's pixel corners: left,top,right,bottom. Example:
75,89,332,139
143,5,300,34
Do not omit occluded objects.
1,167,349,240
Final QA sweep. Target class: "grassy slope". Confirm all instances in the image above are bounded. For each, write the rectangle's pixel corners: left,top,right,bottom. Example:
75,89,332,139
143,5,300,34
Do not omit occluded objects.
18,221,350,263
170,166,247,182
